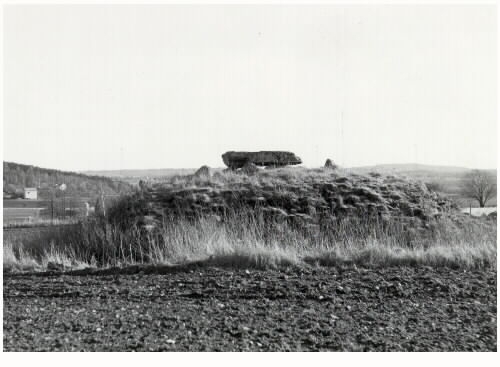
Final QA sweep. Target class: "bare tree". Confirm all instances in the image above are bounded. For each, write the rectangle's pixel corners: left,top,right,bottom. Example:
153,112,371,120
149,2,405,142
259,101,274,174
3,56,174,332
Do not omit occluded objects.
461,170,497,208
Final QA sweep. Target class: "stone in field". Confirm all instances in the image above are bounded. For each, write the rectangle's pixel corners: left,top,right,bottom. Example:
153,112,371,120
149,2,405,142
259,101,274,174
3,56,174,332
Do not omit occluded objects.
194,165,211,178
324,159,338,170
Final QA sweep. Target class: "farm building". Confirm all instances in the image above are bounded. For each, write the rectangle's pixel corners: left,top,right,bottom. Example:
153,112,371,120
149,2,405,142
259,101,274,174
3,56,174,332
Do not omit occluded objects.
23,188,37,200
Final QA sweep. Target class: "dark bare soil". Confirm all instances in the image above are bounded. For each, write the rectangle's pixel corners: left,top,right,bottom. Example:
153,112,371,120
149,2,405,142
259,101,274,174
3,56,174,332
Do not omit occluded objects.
3,266,497,351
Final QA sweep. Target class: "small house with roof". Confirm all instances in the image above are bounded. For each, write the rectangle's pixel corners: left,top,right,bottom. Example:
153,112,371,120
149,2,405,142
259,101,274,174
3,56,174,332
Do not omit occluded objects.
24,188,37,200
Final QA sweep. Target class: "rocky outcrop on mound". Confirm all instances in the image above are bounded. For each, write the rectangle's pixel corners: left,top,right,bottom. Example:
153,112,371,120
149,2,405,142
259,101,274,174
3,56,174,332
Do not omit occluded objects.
324,159,338,170
109,168,457,231
194,165,211,178
222,151,302,169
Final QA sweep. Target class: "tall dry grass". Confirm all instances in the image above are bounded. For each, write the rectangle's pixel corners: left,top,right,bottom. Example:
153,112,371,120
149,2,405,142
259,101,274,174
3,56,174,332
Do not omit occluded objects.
3,207,496,272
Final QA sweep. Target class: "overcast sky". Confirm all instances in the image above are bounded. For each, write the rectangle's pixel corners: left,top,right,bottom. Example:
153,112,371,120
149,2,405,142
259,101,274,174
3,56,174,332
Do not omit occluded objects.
3,5,497,171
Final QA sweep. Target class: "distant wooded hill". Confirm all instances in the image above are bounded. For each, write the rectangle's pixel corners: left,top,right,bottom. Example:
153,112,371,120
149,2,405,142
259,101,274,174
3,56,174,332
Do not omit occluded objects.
82,168,209,185
3,162,131,200
83,168,199,178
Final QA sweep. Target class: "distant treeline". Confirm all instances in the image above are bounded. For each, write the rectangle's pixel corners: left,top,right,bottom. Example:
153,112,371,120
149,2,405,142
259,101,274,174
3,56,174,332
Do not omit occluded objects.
3,162,132,200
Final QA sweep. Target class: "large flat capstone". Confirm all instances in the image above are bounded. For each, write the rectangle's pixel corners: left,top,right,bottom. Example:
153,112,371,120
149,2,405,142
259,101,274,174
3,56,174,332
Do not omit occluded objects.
222,151,302,169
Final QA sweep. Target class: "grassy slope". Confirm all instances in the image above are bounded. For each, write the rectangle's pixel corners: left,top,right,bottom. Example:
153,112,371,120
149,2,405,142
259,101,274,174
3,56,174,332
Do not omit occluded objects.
4,167,497,272
131,166,455,226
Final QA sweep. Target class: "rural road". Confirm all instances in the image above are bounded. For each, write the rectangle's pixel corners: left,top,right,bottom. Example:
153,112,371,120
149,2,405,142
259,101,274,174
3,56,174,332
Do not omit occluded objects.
3,266,496,351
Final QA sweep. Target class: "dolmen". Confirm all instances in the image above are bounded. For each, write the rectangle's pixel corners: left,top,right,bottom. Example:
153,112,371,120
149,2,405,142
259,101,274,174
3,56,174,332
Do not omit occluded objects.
222,151,302,170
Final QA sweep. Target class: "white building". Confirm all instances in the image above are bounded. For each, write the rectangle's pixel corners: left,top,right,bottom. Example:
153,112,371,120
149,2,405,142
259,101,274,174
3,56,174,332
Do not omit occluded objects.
24,188,37,200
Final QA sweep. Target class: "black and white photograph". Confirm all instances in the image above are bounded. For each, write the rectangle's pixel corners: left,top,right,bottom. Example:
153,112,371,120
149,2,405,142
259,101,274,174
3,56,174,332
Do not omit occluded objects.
1,1,498,353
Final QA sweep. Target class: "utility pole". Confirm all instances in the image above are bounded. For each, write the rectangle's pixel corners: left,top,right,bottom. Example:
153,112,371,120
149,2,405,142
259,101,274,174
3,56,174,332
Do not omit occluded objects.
60,183,67,219
100,183,106,217
51,194,54,224
51,183,55,225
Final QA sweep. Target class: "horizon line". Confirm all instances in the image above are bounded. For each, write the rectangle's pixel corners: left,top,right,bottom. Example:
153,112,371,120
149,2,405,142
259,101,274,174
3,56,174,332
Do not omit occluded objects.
4,160,497,174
